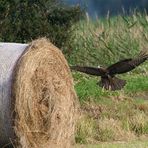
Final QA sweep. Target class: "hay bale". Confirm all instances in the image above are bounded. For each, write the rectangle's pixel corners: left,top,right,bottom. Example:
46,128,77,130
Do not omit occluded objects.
0,38,78,147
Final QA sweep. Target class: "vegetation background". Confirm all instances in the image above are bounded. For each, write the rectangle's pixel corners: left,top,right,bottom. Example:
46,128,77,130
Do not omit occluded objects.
69,14,148,147
0,0,82,47
0,0,148,147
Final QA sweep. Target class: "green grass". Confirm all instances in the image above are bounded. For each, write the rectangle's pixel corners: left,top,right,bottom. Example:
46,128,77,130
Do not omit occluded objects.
76,141,148,148
66,12,148,67
125,76,148,92
64,12,148,145
73,72,148,143
73,73,148,103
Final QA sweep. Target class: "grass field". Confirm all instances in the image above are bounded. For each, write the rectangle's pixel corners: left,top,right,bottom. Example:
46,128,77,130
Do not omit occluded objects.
76,141,148,148
65,12,148,146
73,72,148,144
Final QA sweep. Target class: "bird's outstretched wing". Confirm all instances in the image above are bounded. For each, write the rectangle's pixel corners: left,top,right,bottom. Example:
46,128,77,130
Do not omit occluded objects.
70,66,104,76
107,51,148,75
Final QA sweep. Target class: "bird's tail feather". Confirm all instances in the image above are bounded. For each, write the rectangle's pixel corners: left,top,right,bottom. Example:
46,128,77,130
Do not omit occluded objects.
98,77,126,91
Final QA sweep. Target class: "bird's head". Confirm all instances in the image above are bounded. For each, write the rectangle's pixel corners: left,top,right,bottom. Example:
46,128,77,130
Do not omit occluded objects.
98,65,103,69
98,65,106,71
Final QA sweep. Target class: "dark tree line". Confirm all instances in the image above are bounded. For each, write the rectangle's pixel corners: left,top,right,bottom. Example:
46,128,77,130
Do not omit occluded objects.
0,0,82,48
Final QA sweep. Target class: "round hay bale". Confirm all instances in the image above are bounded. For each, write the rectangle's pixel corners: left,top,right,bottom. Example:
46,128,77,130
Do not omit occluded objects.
0,38,78,147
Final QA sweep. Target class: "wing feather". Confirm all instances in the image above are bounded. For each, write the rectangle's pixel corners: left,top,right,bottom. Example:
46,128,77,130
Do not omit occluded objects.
107,51,148,75
70,66,104,76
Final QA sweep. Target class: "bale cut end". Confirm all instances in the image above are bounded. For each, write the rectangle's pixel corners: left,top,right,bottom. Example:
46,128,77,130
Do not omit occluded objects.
12,38,78,148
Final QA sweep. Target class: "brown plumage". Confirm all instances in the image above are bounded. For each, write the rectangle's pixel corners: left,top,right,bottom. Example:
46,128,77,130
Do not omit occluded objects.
71,51,148,91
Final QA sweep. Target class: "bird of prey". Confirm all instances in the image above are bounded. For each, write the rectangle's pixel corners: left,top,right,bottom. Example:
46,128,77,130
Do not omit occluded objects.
71,51,148,91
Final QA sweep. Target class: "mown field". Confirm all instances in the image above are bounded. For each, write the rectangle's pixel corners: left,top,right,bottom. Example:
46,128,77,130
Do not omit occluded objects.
65,12,148,147
76,141,148,148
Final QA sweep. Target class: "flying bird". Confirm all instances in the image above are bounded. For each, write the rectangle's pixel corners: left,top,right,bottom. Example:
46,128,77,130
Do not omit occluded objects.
71,51,148,91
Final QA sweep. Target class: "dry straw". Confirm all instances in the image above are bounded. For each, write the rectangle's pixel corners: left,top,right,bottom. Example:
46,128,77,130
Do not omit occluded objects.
0,38,79,147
